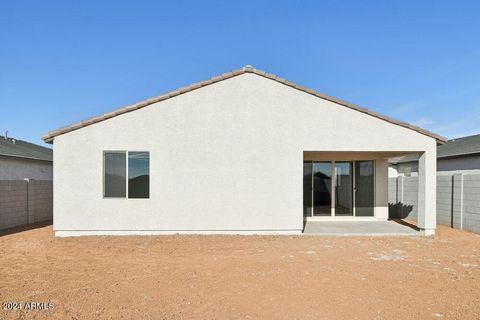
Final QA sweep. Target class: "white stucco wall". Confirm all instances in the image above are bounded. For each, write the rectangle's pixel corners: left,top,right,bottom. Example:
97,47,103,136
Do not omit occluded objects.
0,156,53,180
52,73,437,235
375,159,390,220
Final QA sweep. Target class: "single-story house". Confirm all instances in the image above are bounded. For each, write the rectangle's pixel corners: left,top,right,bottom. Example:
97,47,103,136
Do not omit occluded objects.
389,134,480,177
0,134,53,180
43,66,446,236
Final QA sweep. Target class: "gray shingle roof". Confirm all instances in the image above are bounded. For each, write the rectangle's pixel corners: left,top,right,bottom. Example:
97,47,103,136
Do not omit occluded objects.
0,137,52,162
389,134,480,164
42,65,447,143
437,134,480,159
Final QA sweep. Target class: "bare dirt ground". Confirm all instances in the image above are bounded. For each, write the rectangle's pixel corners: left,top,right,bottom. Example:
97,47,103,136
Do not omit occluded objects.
1,223,479,320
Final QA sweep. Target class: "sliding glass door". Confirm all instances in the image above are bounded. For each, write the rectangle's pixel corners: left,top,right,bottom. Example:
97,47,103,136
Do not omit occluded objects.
334,161,353,216
354,160,374,216
303,161,332,217
303,160,375,218
313,162,332,216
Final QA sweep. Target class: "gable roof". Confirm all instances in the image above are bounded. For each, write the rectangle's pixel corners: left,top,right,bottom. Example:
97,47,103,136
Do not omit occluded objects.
42,65,447,143
0,137,53,162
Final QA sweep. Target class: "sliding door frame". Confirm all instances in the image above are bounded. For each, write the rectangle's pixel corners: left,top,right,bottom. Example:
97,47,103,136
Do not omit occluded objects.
304,160,376,218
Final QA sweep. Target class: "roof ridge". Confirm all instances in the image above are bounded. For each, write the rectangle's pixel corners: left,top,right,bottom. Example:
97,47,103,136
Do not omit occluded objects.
42,66,448,143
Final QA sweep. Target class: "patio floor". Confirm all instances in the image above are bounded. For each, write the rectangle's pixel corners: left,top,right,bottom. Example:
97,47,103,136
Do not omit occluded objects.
303,219,421,236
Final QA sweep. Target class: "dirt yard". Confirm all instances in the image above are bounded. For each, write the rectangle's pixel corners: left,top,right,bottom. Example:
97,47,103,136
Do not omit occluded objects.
1,224,479,320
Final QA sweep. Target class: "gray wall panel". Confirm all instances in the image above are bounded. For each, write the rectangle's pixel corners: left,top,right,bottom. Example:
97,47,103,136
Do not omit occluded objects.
0,180,52,230
388,173,480,233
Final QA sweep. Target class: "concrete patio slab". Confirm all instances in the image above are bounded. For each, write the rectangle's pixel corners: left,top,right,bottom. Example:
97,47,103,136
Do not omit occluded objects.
303,220,421,236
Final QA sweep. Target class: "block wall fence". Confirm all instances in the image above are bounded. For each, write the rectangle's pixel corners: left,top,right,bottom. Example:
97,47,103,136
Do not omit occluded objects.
0,180,52,230
389,174,480,234
1,176,478,233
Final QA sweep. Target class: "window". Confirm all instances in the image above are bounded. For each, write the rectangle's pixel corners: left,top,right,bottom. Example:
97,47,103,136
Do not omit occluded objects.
104,152,126,197
128,152,150,198
103,151,149,199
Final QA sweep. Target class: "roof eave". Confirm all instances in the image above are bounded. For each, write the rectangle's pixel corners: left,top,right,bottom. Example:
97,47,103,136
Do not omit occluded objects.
438,151,480,159
0,153,53,162
42,66,448,144
42,136,54,144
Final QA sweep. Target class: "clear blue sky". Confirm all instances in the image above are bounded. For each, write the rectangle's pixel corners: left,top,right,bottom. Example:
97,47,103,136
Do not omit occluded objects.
1,1,479,146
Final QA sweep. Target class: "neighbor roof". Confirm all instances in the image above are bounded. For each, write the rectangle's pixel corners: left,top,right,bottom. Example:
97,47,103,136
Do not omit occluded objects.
437,134,480,159
389,134,480,164
0,137,53,162
42,65,447,143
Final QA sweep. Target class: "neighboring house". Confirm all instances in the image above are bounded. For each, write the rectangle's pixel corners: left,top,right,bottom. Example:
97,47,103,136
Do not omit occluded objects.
0,135,53,230
42,65,446,236
389,134,480,177
0,135,53,180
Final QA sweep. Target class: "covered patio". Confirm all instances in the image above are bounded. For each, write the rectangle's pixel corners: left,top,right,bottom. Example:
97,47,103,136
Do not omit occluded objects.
303,151,436,235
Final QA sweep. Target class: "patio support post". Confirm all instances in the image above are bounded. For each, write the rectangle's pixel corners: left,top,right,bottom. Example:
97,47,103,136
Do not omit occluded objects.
375,158,389,220
417,149,437,235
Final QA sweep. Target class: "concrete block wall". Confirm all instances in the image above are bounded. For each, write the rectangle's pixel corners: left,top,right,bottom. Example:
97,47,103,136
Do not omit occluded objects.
463,175,480,233
388,176,419,220
389,173,480,233
388,178,397,208
436,175,453,226
0,180,53,230
402,177,418,220
452,174,463,229
0,181,28,229
31,180,53,222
